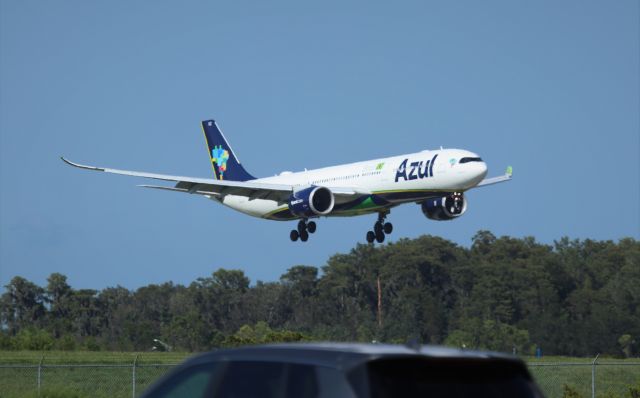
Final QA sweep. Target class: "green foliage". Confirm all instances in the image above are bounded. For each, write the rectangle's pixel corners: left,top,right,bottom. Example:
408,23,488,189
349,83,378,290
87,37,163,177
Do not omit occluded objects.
0,233,638,355
445,318,530,352
82,336,102,351
618,334,636,358
562,384,584,398
55,335,76,351
221,322,310,347
627,382,640,398
12,328,54,350
0,330,11,349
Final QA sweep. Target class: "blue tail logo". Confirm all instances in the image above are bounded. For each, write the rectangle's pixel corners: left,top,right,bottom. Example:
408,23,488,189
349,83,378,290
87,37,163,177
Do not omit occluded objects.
201,120,256,181
210,145,230,180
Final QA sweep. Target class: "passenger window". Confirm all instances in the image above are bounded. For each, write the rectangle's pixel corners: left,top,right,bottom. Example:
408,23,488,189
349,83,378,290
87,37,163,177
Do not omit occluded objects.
145,363,218,398
211,361,353,398
287,363,319,397
215,361,287,397
316,367,358,398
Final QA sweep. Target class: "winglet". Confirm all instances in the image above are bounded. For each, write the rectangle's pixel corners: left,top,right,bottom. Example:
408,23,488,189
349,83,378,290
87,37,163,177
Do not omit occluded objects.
60,157,106,172
474,165,513,188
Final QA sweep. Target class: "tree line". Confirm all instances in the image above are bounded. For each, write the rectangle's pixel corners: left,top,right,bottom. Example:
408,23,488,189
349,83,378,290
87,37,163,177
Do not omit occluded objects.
1,231,638,357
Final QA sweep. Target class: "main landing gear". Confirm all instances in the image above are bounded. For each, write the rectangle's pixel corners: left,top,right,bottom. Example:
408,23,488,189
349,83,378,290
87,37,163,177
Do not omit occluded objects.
366,212,393,244
290,219,317,242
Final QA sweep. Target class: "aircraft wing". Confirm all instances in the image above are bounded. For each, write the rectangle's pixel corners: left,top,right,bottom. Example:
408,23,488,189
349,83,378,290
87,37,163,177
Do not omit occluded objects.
61,157,365,204
474,166,513,188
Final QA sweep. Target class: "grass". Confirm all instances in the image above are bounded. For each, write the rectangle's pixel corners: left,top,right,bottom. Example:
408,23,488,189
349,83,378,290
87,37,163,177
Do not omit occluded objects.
525,356,640,398
0,366,175,398
0,351,190,398
0,352,638,398
0,350,191,365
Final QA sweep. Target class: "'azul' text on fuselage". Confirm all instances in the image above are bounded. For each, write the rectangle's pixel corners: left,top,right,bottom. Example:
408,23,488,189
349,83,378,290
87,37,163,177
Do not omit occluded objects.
395,155,438,182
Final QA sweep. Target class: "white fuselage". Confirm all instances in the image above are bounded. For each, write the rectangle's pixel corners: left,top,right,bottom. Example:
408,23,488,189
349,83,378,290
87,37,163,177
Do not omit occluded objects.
212,148,488,220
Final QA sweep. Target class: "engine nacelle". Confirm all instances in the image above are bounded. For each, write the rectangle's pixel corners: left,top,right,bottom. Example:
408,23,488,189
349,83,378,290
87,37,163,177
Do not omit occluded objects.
421,193,468,221
288,186,335,218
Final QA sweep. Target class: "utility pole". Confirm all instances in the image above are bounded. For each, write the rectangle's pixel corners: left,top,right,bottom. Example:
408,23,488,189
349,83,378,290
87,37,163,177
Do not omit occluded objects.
377,276,382,328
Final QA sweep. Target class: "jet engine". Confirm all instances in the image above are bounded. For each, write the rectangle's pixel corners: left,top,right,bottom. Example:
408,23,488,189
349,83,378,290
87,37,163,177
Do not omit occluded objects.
421,193,467,221
288,186,335,218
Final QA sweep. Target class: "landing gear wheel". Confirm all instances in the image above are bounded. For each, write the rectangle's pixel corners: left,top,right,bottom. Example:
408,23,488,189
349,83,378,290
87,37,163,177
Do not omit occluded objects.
307,221,317,233
297,220,307,233
374,221,383,235
366,231,376,243
383,222,393,234
292,219,317,241
368,211,391,243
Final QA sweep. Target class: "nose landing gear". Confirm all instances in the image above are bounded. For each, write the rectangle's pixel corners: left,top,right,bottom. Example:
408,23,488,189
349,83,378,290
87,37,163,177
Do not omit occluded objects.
366,212,393,244
290,219,317,242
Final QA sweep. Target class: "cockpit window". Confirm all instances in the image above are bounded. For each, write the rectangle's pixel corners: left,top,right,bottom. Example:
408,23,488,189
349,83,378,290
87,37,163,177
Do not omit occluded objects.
459,157,483,164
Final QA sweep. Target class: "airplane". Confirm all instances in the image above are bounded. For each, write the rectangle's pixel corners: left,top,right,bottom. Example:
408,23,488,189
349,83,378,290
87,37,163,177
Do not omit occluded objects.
62,119,512,243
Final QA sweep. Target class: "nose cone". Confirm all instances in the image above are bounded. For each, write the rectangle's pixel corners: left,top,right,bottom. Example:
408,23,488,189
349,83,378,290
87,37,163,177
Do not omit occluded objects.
466,161,488,187
478,161,488,179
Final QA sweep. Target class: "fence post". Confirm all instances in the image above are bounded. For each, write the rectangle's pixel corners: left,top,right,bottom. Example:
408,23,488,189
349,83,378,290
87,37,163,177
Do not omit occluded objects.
132,354,140,398
37,354,44,397
591,353,600,398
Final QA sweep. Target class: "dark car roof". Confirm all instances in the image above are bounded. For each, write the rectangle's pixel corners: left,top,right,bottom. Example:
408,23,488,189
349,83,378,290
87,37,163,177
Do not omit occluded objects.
180,343,523,371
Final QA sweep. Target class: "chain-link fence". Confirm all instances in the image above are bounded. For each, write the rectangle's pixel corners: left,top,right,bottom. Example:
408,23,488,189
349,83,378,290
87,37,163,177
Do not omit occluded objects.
0,358,638,397
0,360,176,398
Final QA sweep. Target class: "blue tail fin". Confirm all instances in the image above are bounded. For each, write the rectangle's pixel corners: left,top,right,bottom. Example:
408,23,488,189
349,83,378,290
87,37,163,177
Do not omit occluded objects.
201,120,256,181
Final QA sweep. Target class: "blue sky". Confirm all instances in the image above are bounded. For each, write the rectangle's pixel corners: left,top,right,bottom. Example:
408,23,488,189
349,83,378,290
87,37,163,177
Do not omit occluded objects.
1,1,638,290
